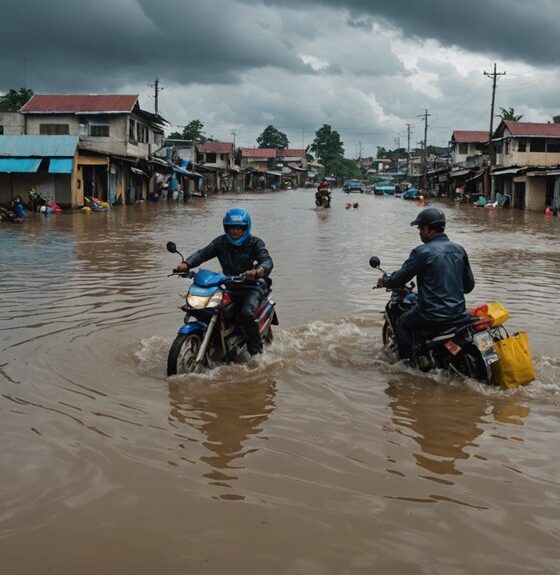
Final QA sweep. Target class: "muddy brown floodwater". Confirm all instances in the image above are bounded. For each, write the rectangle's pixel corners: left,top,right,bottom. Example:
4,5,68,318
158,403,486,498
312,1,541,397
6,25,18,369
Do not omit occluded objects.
1,190,559,574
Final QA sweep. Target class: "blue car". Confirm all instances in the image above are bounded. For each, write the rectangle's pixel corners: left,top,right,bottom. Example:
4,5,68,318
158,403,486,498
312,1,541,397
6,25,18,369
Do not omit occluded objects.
402,188,419,200
343,180,365,193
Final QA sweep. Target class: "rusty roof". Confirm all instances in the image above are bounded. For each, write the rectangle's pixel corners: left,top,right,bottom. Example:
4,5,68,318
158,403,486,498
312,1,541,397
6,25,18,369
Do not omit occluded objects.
197,141,234,153
501,120,560,137
240,148,276,158
21,94,138,114
278,148,306,157
451,130,489,143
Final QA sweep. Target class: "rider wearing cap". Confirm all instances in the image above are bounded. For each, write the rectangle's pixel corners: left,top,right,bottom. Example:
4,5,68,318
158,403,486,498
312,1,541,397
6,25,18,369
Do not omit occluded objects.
377,207,475,362
176,208,273,355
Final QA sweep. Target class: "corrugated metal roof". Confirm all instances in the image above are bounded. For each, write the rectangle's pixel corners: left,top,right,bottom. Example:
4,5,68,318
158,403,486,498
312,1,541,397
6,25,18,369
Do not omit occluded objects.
451,130,489,143
241,148,276,158
278,149,306,157
197,141,233,153
21,94,138,114
503,120,560,137
48,158,74,174
0,136,79,157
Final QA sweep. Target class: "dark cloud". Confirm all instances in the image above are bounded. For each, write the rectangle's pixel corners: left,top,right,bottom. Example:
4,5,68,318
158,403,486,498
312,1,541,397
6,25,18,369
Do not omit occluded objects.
256,0,560,67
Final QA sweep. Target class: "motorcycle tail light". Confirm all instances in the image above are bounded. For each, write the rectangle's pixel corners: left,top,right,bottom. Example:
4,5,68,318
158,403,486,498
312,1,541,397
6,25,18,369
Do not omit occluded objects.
222,292,232,305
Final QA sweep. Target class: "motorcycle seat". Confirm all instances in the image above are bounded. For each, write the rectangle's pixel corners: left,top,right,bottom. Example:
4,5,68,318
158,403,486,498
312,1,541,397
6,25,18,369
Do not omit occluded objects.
419,316,473,344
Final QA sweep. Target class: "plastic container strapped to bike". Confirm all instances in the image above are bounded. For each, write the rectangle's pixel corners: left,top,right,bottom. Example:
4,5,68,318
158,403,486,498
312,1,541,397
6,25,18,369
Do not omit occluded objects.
470,301,510,327
491,331,535,388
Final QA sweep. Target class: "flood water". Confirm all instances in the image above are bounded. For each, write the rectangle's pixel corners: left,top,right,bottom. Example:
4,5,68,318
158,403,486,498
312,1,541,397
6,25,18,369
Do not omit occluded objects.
1,190,559,574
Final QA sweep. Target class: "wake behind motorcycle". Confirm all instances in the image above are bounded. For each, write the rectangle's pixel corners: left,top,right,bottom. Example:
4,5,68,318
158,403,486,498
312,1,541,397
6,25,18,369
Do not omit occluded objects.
369,256,511,384
166,242,278,375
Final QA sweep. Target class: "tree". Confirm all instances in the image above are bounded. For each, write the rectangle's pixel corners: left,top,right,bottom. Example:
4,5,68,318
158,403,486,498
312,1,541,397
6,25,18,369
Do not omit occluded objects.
167,131,184,140
256,125,289,149
553,115,560,124
0,88,34,112
309,124,344,165
182,119,206,142
497,107,523,122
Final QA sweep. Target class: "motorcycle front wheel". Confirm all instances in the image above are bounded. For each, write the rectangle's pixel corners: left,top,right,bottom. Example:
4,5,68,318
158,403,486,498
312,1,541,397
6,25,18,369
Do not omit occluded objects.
382,321,398,353
167,333,202,376
449,345,492,384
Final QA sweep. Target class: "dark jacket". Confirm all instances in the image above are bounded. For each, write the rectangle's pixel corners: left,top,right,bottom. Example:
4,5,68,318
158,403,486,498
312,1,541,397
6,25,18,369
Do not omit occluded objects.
384,233,475,322
185,234,273,278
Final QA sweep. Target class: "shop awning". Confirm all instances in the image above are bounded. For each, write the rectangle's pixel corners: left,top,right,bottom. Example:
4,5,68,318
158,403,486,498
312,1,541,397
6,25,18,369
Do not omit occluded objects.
0,158,42,173
449,169,472,178
131,167,147,176
48,158,74,174
266,171,282,176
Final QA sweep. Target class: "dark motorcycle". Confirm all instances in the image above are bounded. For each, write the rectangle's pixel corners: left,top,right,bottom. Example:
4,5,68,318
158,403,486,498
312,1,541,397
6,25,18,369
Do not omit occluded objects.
166,242,278,375
370,256,501,383
315,189,331,208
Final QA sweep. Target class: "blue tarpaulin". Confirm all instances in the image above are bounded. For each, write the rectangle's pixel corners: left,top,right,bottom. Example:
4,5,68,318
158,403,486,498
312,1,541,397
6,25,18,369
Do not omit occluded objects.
0,158,42,173
48,158,74,174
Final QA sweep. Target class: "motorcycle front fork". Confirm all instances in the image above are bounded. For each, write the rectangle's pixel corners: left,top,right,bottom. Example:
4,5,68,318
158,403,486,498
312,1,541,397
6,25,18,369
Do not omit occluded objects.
195,311,219,364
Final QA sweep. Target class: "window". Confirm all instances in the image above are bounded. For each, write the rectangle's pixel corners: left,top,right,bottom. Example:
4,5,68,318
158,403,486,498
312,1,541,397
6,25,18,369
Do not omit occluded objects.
0,126,3,135
90,124,109,137
530,139,545,152
458,143,468,155
40,124,69,135
136,123,148,143
517,140,526,152
79,122,88,136
129,119,136,142
547,140,560,153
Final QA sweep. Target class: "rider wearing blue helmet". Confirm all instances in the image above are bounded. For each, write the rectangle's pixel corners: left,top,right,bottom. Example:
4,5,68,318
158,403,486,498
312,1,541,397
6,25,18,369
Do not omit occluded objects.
176,208,273,355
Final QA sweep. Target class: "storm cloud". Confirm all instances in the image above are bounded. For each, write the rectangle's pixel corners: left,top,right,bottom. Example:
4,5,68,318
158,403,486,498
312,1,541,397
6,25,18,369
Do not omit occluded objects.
1,0,559,153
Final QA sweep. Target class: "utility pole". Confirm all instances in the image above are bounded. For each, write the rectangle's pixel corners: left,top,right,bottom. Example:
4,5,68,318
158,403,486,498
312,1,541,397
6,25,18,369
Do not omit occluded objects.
301,128,305,150
149,78,164,115
418,109,431,190
359,141,363,159
406,123,412,178
484,63,506,198
230,129,236,148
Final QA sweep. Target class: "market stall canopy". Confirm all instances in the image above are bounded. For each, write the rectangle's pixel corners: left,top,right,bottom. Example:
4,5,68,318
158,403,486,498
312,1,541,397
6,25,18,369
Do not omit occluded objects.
0,158,42,173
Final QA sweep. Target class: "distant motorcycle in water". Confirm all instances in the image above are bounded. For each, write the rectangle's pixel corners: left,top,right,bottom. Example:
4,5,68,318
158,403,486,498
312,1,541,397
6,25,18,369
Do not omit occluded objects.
369,256,519,385
315,188,331,208
166,241,278,375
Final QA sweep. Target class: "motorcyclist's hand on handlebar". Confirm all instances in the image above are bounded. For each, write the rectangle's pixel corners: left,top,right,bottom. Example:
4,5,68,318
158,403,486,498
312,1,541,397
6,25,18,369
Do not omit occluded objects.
376,277,385,288
244,266,264,280
174,262,189,274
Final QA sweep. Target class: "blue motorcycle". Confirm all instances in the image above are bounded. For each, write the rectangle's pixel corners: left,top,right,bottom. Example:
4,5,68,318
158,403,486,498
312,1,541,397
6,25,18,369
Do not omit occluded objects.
166,242,278,375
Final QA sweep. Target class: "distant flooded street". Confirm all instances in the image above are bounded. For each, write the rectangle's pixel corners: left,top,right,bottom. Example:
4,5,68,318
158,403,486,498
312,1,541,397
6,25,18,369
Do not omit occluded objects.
1,190,559,574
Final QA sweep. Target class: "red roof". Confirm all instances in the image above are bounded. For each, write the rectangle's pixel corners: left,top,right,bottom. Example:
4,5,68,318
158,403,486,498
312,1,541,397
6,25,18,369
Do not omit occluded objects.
502,120,560,137
241,148,276,158
21,94,138,114
452,130,489,143
197,141,233,153
278,148,306,157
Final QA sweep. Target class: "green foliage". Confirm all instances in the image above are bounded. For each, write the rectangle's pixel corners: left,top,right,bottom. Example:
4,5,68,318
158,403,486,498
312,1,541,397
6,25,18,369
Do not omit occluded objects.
309,124,344,164
256,125,289,149
167,131,184,140
376,146,408,159
553,115,560,124
497,107,523,122
0,88,34,112
182,119,206,142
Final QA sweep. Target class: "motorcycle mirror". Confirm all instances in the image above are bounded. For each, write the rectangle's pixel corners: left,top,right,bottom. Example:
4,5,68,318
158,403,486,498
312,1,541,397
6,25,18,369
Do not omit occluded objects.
166,241,177,254
369,256,381,269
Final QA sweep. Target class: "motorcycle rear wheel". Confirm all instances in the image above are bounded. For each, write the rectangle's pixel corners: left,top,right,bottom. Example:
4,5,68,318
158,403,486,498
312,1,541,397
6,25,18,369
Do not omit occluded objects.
167,333,202,376
449,345,493,384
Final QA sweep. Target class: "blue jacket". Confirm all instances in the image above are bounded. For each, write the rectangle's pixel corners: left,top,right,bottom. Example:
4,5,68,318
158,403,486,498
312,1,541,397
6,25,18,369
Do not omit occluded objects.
186,234,273,278
383,233,475,321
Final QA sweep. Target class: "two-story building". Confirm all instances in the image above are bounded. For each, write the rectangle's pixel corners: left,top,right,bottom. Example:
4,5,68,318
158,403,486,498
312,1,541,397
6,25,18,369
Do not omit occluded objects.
239,148,277,189
196,141,236,192
491,120,560,210
450,130,488,165
19,94,167,205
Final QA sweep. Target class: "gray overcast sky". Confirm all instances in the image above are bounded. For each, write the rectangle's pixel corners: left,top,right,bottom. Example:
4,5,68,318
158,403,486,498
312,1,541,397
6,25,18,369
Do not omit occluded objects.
2,0,560,156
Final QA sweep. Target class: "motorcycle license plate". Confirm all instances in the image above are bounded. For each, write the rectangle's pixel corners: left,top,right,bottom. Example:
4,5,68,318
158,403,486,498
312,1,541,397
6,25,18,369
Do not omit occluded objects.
444,340,462,355
473,331,500,365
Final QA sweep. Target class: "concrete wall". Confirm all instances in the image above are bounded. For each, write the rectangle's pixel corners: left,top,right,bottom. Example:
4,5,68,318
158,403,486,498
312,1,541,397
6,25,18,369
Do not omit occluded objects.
496,149,560,167
0,112,25,134
526,177,547,211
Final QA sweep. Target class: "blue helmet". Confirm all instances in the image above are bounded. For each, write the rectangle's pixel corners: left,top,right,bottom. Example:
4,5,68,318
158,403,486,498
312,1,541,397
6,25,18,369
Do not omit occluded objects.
223,208,252,246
